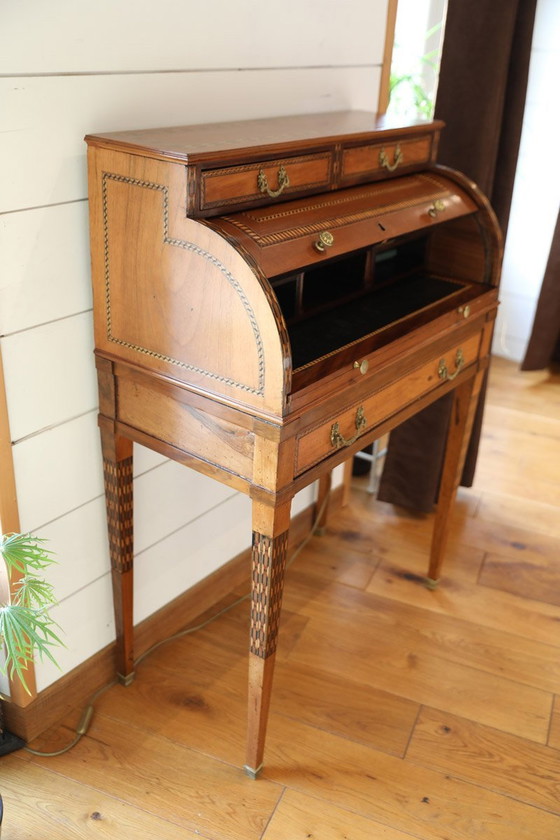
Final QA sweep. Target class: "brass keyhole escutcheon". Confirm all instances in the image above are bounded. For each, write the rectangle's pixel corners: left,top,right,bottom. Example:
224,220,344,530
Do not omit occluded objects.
428,199,446,218
353,359,369,375
314,231,334,253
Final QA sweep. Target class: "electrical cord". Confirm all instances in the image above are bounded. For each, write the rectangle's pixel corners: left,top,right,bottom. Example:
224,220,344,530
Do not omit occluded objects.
23,494,329,757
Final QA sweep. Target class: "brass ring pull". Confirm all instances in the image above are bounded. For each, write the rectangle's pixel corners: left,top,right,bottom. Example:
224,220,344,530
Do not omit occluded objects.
330,406,367,449
314,231,334,253
428,199,446,218
257,165,290,198
379,144,403,172
438,348,465,382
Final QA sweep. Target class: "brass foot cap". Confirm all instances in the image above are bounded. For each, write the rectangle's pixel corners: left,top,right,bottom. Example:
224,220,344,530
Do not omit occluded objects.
117,671,136,687
425,577,440,591
243,763,263,780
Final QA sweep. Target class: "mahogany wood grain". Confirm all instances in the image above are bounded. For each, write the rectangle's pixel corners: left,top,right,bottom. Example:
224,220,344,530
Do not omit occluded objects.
85,112,502,775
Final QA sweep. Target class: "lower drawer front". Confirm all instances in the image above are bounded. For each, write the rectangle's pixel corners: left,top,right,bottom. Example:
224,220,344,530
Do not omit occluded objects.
295,332,481,475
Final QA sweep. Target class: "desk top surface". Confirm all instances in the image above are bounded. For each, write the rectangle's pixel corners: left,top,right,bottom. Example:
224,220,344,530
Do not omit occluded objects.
85,111,443,164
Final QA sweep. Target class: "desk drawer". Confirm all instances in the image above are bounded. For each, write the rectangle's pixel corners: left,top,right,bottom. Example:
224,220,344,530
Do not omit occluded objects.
341,135,434,183
295,332,481,475
199,151,334,212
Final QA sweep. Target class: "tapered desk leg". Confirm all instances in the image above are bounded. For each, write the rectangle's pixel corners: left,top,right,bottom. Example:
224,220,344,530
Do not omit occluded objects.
100,423,135,685
245,499,292,778
427,370,485,587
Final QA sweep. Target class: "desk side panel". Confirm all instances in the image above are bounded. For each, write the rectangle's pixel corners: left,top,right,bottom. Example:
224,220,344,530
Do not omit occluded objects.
87,147,289,417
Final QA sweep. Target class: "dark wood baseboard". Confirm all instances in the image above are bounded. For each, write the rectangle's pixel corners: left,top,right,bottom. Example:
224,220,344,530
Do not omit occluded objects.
4,487,343,742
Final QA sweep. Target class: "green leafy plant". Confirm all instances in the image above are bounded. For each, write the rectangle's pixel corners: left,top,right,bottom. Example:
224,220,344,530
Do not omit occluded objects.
388,22,443,121
0,533,63,695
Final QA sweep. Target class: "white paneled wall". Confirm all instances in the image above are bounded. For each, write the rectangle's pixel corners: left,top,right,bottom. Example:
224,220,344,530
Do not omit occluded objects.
0,0,388,693
493,0,560,362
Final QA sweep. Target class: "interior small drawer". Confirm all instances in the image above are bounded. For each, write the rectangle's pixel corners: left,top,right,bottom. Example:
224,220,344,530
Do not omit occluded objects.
199,151,334,212
294,331,481,475
341,135,434,183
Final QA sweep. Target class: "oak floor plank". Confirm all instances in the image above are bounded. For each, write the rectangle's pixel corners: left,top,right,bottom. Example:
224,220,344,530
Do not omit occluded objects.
262,789,421,840
89,637,419,762
550,697,560,749
367,531,560,649
483,357,560,418
262,715,560,840
286,606,551,742
0,756,204,839
289,537,380,590
26,715,283,840
474,491,560,540
287,568,560,699
479,550,560,607
407,707,560,814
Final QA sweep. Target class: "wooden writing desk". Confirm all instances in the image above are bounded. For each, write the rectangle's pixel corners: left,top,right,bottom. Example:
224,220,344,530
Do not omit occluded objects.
85,112,501,776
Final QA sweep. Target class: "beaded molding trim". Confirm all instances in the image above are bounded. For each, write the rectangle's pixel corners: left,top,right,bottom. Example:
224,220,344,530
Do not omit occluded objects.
103,456,134,573
250,530,289,659
102,172,265,396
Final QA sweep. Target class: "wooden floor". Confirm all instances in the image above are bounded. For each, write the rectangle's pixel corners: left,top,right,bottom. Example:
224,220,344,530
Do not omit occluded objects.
3,356,560,839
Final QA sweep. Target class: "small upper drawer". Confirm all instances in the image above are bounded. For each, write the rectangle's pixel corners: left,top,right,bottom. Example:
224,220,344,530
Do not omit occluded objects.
199,152,334,212
341,134,435,183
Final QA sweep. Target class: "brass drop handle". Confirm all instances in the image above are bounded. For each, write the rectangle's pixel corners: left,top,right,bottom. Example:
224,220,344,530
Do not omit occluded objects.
438,348,465,382
257,165,290,198
314,231,335,253
379,144,403,172
330,406,367,449
428,199,446,218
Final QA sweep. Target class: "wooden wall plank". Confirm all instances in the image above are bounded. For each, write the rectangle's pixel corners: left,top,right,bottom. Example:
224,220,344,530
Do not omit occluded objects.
0,0,387,74
1,67,380,213
0,202,91,335
2,313,97,441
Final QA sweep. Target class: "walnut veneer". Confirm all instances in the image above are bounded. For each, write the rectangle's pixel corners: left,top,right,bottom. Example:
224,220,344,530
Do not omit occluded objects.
85,111,502,777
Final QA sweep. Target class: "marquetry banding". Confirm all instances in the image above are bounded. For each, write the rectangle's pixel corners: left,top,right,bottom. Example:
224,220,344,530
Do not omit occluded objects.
250,530,289,659
103,456,134,573
101,172,265,396
223,173,451,247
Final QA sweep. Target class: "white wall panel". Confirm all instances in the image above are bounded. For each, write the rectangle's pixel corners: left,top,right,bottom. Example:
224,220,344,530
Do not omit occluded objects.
133,460,235,555
0,202,91,335
0,0,387,74
12,412,103,532
35,497,110,603
133,444,169,477
0,66,380,212
34,574,116,692
134,491,252,623
1,312,97,441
